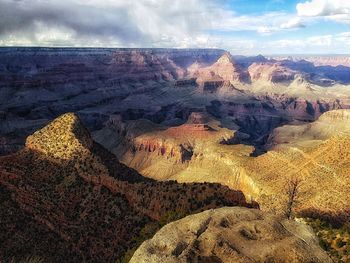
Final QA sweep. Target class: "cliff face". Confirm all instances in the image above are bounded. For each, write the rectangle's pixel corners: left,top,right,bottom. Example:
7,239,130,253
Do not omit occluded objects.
0,113,253,262
93,112,260,201
248,62,297,83
123,116,229,169
0,47,225,86
189,53,250,85
131,137,193,164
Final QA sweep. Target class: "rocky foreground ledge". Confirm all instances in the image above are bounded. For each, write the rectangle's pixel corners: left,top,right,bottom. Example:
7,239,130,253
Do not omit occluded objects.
131,207,332,263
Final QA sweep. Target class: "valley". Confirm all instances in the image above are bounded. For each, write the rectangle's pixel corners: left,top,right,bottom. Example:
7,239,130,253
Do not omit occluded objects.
2,47,350,261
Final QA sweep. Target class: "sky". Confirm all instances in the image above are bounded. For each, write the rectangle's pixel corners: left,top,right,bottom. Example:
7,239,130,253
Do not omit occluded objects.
1,0,350,54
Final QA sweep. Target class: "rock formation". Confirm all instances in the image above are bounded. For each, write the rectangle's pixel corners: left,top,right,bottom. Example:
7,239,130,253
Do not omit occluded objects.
189,53,250,87
131,207,332,263
3,48,350,261
0,113,254,262
95,107,350,229
2,48,350,156
248,62,297,83
267,109,350,149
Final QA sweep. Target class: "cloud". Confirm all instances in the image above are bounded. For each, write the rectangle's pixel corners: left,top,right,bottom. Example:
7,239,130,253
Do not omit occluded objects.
297,0,350,23
280,17,306,29
0,0,217,47
0,0,145,46
0,0,305,47
261,31,350,54
212,11,298,34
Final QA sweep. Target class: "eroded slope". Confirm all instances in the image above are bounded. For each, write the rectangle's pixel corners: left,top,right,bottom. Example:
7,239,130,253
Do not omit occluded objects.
0,113,253,262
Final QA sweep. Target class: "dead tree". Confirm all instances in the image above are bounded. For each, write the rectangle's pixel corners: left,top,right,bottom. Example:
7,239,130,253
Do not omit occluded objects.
285,177,303,219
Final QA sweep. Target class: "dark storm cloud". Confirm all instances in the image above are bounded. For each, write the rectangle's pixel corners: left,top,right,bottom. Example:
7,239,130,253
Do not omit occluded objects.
0,0,225,47
0,0,147,45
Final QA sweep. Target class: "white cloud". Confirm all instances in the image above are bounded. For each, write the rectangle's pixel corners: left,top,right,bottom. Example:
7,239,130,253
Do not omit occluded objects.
297,0,350,23
280,17,305,29
258,26,275,34
213,11,300,34
259,31,350,54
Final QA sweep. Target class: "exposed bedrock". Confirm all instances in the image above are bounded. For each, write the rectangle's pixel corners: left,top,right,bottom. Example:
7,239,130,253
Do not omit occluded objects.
131,207,332,263
131,137,194,164
248,62,297,83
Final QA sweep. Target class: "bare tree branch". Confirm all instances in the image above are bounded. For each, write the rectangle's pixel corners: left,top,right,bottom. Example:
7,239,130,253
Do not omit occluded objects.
285,177,303,219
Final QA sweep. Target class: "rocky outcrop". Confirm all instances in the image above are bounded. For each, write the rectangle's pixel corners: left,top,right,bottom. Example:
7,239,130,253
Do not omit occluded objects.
248,62,297,83
131,207,332,263
26,113,93,159
128,113,218,164
131,137,193,163
189,53,250,84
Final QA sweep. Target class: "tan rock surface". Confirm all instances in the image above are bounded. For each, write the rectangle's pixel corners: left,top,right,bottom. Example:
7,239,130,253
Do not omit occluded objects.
131,207,332,263
248,62,296,83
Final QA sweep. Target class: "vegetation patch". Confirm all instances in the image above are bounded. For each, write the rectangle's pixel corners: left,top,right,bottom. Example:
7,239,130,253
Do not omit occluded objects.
305,218,350,262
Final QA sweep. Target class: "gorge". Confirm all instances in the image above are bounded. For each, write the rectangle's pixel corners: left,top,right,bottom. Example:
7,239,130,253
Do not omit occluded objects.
2,47,350,262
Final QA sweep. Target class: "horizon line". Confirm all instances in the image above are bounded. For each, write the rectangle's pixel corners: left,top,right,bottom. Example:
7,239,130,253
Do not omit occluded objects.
1,46,350,56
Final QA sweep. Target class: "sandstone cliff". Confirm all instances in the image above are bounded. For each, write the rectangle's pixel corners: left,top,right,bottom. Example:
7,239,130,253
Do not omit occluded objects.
248,62,297,83
188,53,250,87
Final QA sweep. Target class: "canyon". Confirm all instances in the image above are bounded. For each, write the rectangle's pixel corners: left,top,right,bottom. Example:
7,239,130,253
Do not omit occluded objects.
0,113,252,262
2,48,350,156
2,47,350,261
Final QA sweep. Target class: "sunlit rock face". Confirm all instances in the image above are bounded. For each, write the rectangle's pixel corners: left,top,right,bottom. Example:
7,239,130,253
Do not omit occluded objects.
26,113,93,159
243,109,350,226
127,112,225,165
131,207,332,263
266,109,350,150
248,62,297,83
189,53,250,85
